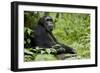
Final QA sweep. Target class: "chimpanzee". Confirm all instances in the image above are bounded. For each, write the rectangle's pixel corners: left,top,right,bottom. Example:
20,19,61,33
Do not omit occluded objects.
33,16,76,55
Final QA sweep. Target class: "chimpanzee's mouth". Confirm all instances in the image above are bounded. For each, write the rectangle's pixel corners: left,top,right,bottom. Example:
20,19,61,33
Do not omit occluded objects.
49,27,53,31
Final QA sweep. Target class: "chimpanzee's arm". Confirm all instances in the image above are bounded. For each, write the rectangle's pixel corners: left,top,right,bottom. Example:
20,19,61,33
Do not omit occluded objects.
49,32,76,54
49,32,59,44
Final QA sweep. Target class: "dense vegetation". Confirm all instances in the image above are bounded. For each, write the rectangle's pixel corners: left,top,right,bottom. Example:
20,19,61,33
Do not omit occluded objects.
24,11,90,62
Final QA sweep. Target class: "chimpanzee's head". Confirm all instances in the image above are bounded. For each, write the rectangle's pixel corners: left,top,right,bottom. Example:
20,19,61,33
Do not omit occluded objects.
38,16,54,32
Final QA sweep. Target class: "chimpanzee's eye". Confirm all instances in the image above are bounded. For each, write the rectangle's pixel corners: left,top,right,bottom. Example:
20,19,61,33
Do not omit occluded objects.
46,19,53,22
46,19,50,21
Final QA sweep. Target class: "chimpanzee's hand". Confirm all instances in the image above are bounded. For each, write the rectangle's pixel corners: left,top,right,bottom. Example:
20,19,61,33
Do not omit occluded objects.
52,44,61,49
52,44,66,54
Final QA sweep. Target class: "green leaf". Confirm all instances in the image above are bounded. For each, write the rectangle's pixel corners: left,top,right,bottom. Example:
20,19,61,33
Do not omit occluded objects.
24,49,33,55
40,50,45,54
50,48,57,54
27,39,31,43
46,49,51,54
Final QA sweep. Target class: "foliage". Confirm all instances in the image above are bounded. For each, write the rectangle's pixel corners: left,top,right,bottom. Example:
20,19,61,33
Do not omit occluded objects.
24,11,90,61
24,27,34,48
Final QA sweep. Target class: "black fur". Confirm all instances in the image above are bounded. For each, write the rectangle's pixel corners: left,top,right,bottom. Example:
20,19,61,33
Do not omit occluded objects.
33,16,76,54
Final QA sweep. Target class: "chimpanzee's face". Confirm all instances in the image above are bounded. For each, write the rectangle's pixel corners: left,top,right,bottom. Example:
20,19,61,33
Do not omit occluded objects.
43,16,54,32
